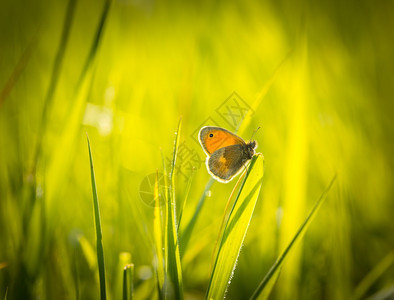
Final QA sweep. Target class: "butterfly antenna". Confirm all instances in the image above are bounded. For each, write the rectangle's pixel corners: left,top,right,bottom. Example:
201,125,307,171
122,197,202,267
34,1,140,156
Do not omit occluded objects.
250,126,261,140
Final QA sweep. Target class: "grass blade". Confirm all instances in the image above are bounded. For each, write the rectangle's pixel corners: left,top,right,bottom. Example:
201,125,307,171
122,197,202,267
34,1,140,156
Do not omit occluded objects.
366,284,394,300
250,175,337,300
76,0,112,90
87,135,107,300
77,234,97,271
163,118,183,299
206,154,264,300
33,0,77,164
209,171,247,274
33,0,77,170
37,0,77,131
352,250,394,300
177,166,195,232
46,0,110,224
153,170,165,298
180,178,214,255
123,264,134,300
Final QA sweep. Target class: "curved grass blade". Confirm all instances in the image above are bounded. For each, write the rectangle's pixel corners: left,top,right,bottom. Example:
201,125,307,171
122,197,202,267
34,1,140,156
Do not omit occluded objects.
87,135,107,300
164,118,183,299
206,154,264,300
123,264,134,300
366,284,394,300
352,250,394,300
250,175,337,300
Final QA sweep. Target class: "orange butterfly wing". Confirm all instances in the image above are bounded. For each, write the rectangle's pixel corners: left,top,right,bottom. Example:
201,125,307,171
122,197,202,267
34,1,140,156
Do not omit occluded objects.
198,126,246,155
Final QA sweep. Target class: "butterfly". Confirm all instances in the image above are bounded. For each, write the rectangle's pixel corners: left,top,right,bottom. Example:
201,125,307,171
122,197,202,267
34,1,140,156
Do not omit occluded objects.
198,126,257,183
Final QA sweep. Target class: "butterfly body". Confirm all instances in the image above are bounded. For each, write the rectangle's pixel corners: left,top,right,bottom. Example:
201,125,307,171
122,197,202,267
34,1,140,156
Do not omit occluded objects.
198,126,257,183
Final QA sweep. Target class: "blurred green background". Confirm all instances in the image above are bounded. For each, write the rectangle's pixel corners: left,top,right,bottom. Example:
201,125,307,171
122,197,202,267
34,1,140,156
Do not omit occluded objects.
1,0,393,299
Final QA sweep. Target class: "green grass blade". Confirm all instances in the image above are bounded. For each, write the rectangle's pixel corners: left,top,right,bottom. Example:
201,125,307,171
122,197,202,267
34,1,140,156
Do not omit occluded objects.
366,284,394,300
116,253,132,300
160,148,169,297
45,0,110,226
352,250,394,300
123,264,134,300
206,154,264,300
180,178,214,255
161,148,168,198
33,0,77,168
209,173,247,274
76,0,112,90
153,170,165,298
77,234,97,271
169,117,182,182
177,166,195,232
87,135,107,300
164,118,183,299
250,175,337,300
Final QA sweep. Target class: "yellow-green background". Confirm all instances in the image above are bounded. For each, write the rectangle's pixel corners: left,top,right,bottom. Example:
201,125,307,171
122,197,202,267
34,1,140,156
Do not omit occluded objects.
0,0,393,299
